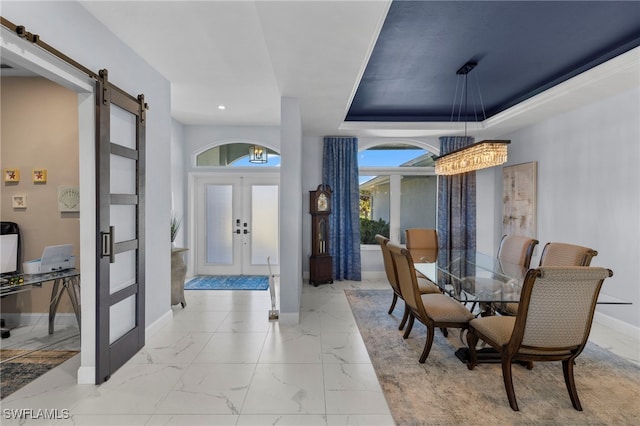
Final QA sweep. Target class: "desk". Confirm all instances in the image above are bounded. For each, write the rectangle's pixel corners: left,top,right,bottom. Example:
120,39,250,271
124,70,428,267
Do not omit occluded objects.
0,269,80,336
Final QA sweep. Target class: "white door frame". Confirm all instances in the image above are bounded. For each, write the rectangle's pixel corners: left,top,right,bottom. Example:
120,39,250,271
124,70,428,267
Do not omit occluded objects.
1,25,97,383
188,170,280,278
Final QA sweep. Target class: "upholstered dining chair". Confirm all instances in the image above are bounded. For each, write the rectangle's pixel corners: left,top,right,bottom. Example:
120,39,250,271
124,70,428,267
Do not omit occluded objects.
376,234,440,330
538,242,598,267
492,235,539,315
498,234,539,267
497,241,598,316
387,241,474,363
467,266,613,411
405,228,438,263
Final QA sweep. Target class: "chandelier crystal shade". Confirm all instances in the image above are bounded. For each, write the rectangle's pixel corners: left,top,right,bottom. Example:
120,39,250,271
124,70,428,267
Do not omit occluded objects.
435,140,510,175
249,145,267,163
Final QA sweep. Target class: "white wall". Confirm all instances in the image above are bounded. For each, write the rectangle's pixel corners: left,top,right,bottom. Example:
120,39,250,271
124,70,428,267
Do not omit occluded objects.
3,1,173,379
478,86,640,329
171,120,187,248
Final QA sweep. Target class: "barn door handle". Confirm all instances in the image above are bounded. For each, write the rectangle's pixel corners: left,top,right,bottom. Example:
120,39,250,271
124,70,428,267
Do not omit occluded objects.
101,226,115,263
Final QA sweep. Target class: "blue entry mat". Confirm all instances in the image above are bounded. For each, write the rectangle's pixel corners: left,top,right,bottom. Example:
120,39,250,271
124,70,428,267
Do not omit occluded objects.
184,275,269,291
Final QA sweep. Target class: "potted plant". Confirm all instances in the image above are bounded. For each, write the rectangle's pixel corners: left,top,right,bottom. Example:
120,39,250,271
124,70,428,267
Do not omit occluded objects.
170,212,182,246
170,212,187,307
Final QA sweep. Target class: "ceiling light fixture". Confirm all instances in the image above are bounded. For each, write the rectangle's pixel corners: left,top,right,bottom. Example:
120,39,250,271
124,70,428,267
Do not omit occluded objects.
249,145,267,164
435,61,510,175
217,105,226,110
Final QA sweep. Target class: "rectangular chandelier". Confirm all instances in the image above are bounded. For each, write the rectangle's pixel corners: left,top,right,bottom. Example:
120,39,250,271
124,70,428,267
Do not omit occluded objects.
435,140,510,175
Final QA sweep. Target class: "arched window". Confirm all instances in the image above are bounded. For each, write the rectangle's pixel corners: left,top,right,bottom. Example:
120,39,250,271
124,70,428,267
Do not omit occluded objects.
196,143,281,167
359,143,437,245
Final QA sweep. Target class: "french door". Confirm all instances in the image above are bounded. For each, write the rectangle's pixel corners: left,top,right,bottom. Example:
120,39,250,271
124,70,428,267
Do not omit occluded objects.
195,175,279,276
95,70,146,384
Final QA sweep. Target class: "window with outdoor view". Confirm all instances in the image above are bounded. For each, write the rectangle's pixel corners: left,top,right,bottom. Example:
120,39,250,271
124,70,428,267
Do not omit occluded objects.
196,143,281,167
358,143,437,244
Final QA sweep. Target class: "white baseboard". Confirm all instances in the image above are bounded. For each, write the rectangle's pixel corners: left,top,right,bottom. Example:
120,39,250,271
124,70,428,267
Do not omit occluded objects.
594,311,640,341
361,271,386,280
77,366,95,385
145,309,173,339
278,312,300,325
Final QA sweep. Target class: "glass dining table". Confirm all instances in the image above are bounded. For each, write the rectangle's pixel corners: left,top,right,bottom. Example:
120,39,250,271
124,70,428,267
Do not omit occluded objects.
414,249,527,317
414,248,630,313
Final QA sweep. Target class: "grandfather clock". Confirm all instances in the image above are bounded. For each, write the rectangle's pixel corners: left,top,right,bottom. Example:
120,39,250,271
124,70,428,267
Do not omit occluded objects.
309,184,333,286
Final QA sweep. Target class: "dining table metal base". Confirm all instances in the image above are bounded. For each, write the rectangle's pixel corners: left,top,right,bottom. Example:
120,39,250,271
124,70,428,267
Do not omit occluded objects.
455,347,531,367
455,347,501,364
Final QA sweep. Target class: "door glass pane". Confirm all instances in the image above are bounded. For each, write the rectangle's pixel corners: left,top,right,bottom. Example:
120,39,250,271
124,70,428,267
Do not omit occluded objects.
206,184,233,264
109,294,136,344
110,104,136,149
110,205,136,242
110,250,136,294
251,185,278,265
400,175,437,244
110,154,136,194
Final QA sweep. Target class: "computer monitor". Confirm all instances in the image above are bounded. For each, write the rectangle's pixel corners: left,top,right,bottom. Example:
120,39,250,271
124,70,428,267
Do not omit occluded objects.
1,234,19,275
1,221,20,275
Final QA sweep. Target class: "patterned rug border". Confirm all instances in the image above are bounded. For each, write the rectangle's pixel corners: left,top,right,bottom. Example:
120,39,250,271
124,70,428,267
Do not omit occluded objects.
345,288,640,425
184,275,269,290
1,349,79,400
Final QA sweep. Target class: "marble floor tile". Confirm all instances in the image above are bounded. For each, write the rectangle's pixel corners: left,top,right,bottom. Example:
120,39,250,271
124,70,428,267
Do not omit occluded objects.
0,414,153,426
321,332,371,364
323,363,391,415
215,310,274,333
241,363,325,414
259,331,323,364
167,310,229,332
71,363,186,415
318,310,359,334
326,414,396,425
235,414,327,426
155,363,256,415
128,331,212,364
192,332,266,364
146,414,239,425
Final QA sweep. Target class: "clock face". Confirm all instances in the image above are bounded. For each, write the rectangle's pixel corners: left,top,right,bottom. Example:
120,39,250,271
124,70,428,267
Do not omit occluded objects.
317,193,329,211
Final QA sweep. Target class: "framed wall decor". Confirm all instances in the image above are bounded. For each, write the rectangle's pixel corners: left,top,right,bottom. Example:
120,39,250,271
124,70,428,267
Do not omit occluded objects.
502,161,537,239
58,185,80,212
4,169,19,182
12,195,27,209
33,169,47,183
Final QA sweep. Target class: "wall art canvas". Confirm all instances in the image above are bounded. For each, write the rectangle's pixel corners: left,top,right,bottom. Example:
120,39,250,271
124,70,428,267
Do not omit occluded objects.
502,161,537,238
57,186,80,212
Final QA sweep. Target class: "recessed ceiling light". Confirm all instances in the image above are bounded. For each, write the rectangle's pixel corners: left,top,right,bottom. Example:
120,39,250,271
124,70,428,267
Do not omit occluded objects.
218,105,226,110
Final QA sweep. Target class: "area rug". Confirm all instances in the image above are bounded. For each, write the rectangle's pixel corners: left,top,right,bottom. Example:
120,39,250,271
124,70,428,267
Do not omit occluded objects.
184,275,269,290
0,349,79,399
346,289,640,425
